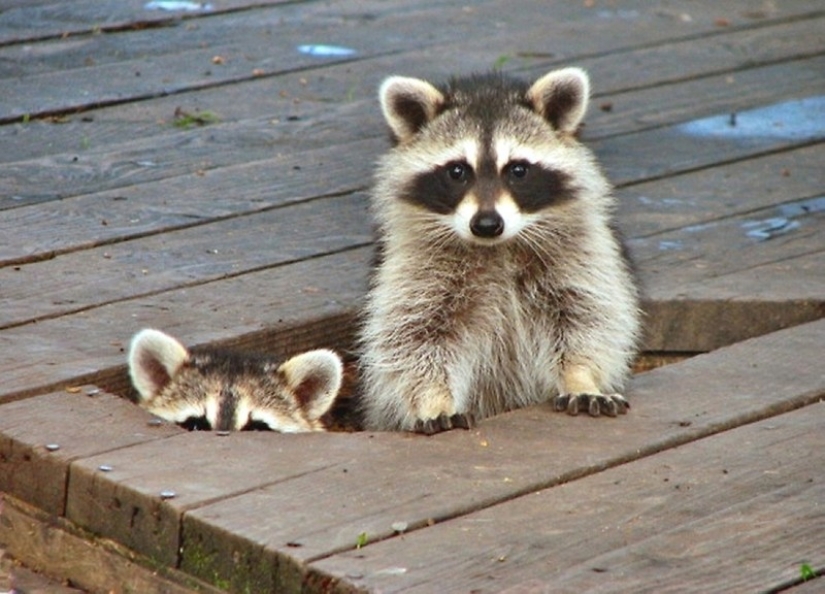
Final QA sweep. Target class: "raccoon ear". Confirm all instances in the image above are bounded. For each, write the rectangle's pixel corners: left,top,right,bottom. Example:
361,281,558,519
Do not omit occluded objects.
379,76,445,143
279,349,343,421
526,67,590,134
128,329,189,402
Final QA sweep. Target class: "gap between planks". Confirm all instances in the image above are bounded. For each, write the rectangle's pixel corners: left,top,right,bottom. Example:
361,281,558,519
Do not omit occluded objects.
35,318,819,592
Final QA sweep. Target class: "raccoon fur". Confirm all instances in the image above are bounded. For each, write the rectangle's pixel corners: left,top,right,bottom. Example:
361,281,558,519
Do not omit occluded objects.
128,328,343,432
359,68,641,433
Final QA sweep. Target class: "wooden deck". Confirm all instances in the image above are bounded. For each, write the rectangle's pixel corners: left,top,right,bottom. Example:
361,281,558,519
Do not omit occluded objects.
1,0,824,592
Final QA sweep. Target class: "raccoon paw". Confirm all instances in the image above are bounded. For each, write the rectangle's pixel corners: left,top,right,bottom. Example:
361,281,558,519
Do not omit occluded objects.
553,393,629,418
413,413,476,435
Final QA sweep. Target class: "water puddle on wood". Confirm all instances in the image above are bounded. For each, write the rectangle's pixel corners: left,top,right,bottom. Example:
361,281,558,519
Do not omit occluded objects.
630,194,825,253
677,95,825,141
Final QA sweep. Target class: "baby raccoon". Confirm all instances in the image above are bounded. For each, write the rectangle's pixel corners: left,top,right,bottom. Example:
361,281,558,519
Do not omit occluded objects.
359,68,641,433
128,329,343,432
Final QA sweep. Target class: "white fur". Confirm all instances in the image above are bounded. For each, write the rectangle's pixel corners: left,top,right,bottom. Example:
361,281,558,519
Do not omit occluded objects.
452,193,526,244
379,76,445,142
526,67,590,133
128,328,189,401
279,349,343,421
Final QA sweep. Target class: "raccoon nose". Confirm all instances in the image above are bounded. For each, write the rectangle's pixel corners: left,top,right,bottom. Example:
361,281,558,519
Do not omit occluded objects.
470,211,504,238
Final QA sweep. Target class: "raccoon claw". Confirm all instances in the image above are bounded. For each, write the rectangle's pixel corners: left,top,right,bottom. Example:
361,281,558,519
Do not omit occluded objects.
553,393,629,418
413,413,476,435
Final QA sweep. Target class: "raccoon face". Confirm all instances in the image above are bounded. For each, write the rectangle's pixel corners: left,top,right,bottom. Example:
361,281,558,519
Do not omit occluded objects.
128,329,343,432
378,68,591,245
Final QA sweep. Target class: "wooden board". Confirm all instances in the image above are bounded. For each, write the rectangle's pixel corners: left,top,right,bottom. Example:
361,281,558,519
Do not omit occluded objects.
5,139,822,333
2,10,823,168
620,143,825,351
617,143,825,239
642,249,825,352
172,319,823,591
2,13,822,172
0,136,380,263
4,33,824,209
0,191,372,329
0,247,371,402
1,1,824,591
3,67,821,256
309,403,825,593
0,389,180,515
0,0,295,45
0,494,221,594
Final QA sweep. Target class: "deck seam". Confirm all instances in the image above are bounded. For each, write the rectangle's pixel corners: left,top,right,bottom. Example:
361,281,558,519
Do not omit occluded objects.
300,390,825,564
619,138,825,190
3,9,822,124
0,0,326,49
0,185,370,270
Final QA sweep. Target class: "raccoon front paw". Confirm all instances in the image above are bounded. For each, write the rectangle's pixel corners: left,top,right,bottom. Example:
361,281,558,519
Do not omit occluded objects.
553,393,629,417
413,413,476,435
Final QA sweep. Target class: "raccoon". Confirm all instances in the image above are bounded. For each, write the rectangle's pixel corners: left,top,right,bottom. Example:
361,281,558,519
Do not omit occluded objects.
359,68,641,433
128,328,343,432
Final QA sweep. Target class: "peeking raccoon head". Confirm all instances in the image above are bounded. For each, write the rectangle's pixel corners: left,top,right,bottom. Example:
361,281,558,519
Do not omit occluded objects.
375,68,605,246
128,328,343,432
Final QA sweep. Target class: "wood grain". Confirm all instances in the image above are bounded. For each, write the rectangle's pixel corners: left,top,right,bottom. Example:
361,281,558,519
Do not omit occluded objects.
0,247,372,403
178,320,825,591
0,389,180,515
1,1,824,591
310,403,825,593
0,493,222,594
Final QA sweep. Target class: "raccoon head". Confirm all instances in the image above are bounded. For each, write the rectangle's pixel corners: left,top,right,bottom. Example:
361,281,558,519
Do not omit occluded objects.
377,68,599,246
127,329,343,432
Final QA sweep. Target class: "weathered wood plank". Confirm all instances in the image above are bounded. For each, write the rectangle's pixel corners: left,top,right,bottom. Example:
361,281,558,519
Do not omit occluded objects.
0,389,180,515
3,13,823,194
589,96,825,187
643,250,825,352
2,158,821,355
786,576,825,593
633,197,825,286
0,555,84,594
309,403,825,593
175,319,825,592
4,85,822,265
526,12,825,95
0,0,547,120
4,140,823,330
0,246,371,402
0,494,222,594
617,142,825,350
0,192,371,329
0,135,381,263
617,142,825,239
5,99,810,394
66,428,369,568
3,0,818,134
584,53,825,139
0,0,295,45
2,13,822,167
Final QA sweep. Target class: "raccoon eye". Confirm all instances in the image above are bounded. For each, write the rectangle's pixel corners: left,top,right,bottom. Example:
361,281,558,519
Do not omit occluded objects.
445,161,469,182
508,161,530,179
241,419,273,431
179,416,212,431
